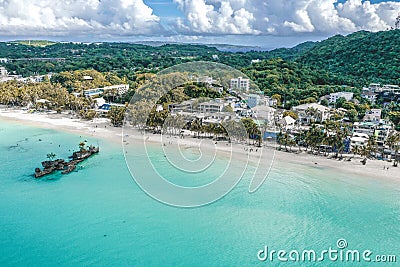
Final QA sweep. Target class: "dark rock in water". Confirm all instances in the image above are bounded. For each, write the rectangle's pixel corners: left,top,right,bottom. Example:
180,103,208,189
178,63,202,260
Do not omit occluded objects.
34,146,99,179
70,146,99,160
42,159,64,169
62,164,76,174
35,166,56,178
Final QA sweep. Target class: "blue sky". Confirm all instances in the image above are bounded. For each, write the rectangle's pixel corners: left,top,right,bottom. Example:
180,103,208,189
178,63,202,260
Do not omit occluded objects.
144,0,183,18
0,0,399,49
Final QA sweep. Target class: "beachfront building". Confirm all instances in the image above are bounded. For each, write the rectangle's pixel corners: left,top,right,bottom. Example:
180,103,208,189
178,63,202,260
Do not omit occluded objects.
279,116,296,130
202,112,235,125
230,77,250,91
28,74,52,83
353,120,393,146
362,91,378,104
103,84,129,95
84,88,103,97
350,132,369,148
380,85,400,93
212,86,224,94
353,122,375,136
199,99,226,113
0,68,52,84
98,103,125,113
169,99,197,113
368,83,381,91
364,109,382,123
84,84,129,98
329,92,354,103
366,83,400,93
265,96,278,107
292,103,331,124
251,105,276,125
247,94,261,108
374,124,392,145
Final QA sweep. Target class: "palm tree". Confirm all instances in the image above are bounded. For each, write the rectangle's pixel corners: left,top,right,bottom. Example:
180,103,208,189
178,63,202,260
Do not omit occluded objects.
367,136,378,159
305,124,325,154
204,123,215,139
352,145,360,159
278,132,291,151
287,138,296,152
394,142,400,167
386,133,400,167
359,145,370,165
305,107,321,124
294,131,304,152
248,123,260,145
46,153,56,161
108,106,126,127
190,118,202,138
79,142,86,152
277,131,284,150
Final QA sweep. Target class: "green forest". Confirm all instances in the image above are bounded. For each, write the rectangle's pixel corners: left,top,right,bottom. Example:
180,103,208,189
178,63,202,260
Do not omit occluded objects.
1,29,399,87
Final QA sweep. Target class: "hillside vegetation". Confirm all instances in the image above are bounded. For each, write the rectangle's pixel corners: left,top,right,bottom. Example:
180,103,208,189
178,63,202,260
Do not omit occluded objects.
0,30,399,88
296,30,400,86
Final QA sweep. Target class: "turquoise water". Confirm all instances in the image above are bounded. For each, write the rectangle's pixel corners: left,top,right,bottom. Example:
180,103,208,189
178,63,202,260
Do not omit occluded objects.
0,119,399,266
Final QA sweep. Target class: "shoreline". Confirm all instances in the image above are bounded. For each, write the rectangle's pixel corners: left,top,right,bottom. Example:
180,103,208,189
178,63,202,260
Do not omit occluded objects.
0,107,123,144
1,108,399,184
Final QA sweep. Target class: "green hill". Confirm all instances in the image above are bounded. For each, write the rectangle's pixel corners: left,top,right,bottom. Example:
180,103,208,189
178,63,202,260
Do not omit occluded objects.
1,30,399,87
295,30,400,86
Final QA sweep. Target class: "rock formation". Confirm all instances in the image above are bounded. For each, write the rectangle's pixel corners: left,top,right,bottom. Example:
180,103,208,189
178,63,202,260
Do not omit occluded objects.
34,146,99,178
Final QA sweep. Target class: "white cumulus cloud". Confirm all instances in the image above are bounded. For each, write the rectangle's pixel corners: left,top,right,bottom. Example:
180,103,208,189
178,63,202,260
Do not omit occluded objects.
173,0,400,36
0,0,399,39
0,0,163,37
173,0,260,34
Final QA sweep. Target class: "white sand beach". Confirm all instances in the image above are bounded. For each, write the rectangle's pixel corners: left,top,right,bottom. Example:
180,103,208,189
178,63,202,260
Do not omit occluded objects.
1,107,399,182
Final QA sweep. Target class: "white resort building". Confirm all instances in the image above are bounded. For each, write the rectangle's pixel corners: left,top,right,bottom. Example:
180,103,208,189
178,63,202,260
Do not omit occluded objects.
199,100,226,113
230,77,250,91
84,84,129,97
350,132,369,148
292,103,331,124
251,105,276,125
362,91,378,104
329,92,354,103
